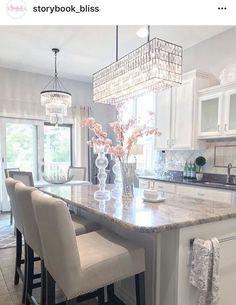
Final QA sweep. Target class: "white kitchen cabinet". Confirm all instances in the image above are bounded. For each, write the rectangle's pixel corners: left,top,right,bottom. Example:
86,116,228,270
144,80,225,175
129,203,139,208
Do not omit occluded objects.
176,184,232,203
224,89,236,135
155,70,216,150
198,83,236,139
139,178,234,204
139,179,150,189
153,181,176,194
198,93,223,137
171,79,194,149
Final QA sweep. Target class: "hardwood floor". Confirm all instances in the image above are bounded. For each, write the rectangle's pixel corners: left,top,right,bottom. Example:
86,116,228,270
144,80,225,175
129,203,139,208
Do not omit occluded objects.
0,213,96,305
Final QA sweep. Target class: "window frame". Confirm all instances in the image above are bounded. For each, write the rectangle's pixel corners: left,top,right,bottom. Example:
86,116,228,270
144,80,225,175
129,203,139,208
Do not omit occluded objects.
43,122,73,167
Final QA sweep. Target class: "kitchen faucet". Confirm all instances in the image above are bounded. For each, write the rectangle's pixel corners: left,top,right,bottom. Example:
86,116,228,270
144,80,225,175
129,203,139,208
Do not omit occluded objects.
226,163,233,184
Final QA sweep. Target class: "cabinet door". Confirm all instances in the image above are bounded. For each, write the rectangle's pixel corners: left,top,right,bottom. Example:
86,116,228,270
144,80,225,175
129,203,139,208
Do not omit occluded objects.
155,89,172,149
171,79,194,149
224,90,236,135
198,93,223,137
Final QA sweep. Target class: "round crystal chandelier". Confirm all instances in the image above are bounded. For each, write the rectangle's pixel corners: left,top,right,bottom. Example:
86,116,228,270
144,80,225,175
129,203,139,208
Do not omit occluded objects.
40,48,72,125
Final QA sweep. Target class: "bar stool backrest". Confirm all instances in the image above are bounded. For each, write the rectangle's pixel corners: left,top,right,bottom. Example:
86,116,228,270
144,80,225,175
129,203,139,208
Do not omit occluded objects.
9,171,34,186
15,182,43,258
5,177,23,233
32,190,81,298
68,166,86,181
4,168,20,178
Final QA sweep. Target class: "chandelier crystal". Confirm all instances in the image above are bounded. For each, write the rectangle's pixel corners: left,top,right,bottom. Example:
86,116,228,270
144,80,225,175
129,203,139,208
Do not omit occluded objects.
93,27,182,105
40,48,72,125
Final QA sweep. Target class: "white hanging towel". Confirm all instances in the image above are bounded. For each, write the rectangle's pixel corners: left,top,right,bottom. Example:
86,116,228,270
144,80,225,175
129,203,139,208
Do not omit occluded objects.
189,237,220,305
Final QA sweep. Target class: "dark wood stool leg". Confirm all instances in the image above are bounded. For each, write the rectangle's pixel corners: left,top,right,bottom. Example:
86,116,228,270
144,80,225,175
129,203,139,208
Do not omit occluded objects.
10,210,13,225
97,287,105,305
14,228,22,285
26,245,34,305
46,270,55,305
22,242,28,304
135,273,145,305
40,260,46,305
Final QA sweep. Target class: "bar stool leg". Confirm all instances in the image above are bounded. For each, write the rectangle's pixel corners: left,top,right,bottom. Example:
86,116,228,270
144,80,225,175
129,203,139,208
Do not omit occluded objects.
97,287,105,305
22,242,28,304
14,228,22,285
135,273,145,305
40,260,46,305
46,270,55,305
26,245,34,305
10,210,13,226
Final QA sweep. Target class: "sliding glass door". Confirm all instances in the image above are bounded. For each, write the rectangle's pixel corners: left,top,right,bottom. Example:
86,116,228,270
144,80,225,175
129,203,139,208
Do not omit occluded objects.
0,118,73,211
5,122,38,178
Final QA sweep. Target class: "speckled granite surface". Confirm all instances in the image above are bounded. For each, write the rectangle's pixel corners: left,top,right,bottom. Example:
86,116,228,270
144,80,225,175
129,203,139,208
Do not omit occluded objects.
40,184,236,233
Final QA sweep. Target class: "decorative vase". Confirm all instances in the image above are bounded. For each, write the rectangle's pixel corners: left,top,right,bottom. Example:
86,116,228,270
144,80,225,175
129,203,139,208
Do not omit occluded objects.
120,162,136,198
94,144,110,201
111,157,122,198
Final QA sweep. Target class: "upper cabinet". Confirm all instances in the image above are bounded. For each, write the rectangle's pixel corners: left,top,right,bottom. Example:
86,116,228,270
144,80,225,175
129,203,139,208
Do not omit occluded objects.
155,70,217,150
198,84,236,139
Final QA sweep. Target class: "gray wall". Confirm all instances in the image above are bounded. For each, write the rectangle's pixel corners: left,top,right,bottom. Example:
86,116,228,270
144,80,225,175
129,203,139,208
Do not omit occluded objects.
183,26,236,79
0,66,113,127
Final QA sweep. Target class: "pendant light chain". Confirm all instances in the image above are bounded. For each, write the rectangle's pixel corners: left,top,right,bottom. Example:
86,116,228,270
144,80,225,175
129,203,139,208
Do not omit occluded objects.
147,25,150,43
40,48,72,125
116,25,119,62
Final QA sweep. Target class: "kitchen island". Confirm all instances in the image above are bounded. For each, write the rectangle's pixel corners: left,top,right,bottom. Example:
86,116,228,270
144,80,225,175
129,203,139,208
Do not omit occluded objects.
40,184,236,305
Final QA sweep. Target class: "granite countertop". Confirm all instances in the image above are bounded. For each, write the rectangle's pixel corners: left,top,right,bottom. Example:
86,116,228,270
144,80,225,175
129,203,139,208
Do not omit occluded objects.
40,184,236,233
139,174,236,191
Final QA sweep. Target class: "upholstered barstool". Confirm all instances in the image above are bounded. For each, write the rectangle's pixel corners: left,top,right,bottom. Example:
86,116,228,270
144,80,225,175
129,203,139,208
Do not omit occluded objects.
14,181,101,305
5,178,24,285
32,190,146,305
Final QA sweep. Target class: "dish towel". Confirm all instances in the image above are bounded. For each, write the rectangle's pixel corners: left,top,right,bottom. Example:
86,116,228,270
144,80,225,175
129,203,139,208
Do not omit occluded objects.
189,238,220,305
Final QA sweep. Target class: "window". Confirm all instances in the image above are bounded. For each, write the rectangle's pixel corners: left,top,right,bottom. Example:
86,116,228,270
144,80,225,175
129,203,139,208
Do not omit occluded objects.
43,123,72,176
6,122,38,179
121,93,156,171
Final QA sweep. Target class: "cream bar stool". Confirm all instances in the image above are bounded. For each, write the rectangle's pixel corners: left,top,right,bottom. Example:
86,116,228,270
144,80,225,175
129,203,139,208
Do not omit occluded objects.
15,182,44,305
32,190,146,305
15,182,101,305
5,178,25,286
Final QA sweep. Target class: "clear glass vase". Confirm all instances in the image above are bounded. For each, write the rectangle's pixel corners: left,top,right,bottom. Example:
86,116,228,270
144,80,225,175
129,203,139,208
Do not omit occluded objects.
120,162,136,198
111,157,122,198
94,144,110,201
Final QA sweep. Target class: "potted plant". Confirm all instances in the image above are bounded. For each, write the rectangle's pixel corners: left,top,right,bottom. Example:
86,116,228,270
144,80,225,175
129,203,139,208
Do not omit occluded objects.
195,156,206,181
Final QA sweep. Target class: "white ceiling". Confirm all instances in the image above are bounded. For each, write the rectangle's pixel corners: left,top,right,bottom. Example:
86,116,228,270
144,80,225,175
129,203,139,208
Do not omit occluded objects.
0,25,233,82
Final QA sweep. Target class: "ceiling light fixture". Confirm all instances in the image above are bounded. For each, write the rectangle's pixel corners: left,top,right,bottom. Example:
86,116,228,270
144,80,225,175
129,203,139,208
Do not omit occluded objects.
40,48,72,125
93,26,182,105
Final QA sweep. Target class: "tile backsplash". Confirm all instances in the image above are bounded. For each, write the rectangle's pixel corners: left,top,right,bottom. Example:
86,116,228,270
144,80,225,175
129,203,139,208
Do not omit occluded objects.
155,140,236,176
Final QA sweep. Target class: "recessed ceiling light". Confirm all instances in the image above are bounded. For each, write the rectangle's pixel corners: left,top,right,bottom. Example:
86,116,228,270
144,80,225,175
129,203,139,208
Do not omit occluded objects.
136,27,149,38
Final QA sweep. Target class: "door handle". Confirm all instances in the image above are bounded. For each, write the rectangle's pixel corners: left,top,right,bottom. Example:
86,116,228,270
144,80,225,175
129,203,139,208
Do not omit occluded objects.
224,123,227,132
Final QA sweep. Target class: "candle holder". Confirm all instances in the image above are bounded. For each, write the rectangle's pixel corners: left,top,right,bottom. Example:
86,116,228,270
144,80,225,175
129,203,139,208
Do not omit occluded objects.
94,144,111,201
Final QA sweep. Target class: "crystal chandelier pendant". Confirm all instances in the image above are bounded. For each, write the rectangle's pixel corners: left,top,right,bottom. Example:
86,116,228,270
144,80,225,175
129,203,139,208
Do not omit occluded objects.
40,48,72,125
93,27,182,105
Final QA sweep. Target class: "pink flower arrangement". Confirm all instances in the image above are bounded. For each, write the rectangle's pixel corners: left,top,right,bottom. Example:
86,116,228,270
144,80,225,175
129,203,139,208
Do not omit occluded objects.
81,110,161,161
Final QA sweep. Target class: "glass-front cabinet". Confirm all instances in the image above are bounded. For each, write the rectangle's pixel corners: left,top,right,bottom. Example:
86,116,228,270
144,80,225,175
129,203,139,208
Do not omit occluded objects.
198,94,223,137
198,85,236,138
224,90,236,135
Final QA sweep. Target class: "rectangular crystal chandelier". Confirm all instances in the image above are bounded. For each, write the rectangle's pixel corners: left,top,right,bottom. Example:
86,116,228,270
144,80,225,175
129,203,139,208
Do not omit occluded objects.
93,37,182,105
